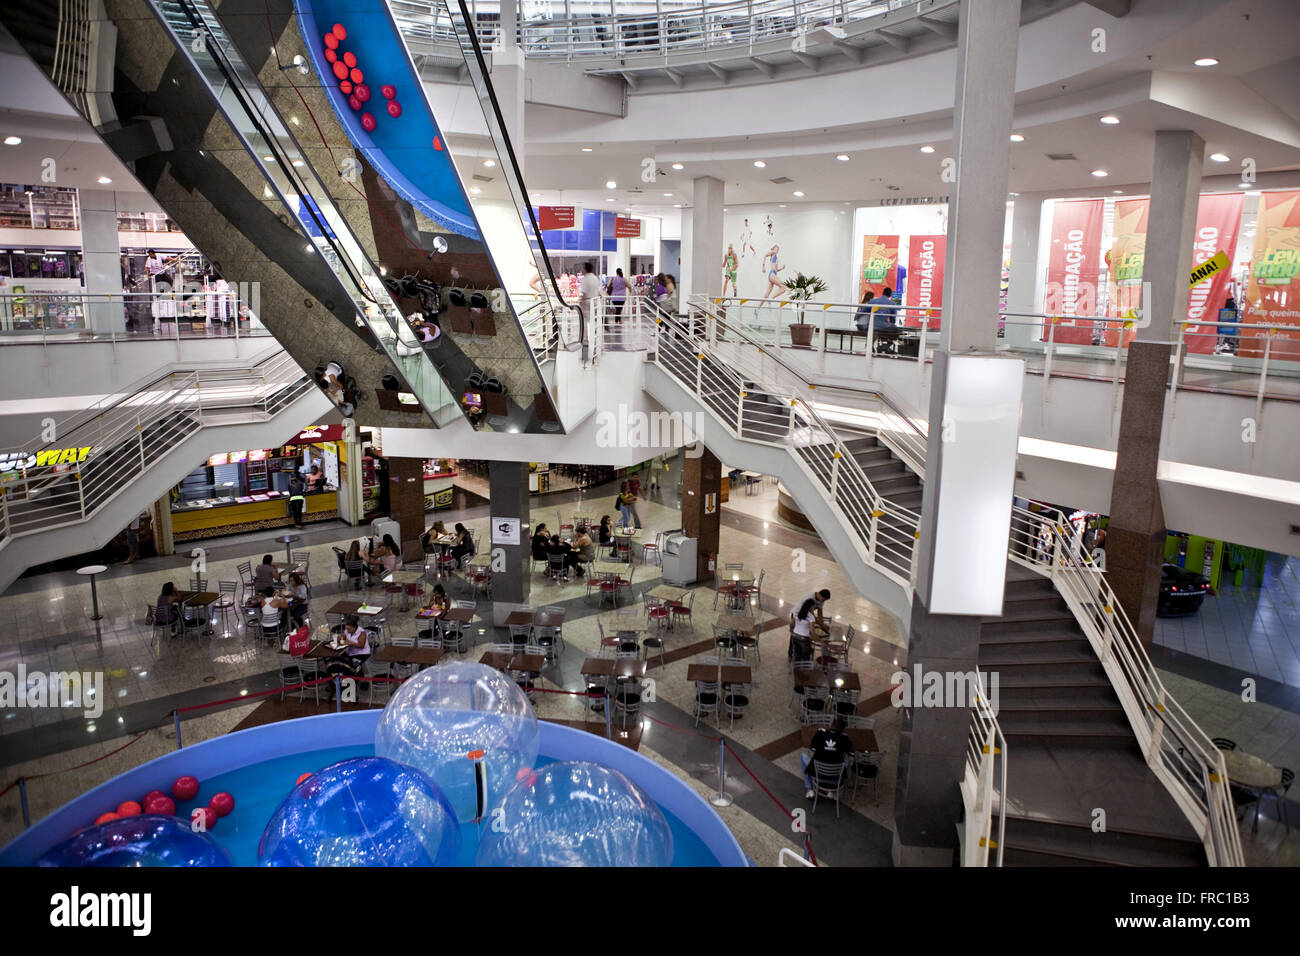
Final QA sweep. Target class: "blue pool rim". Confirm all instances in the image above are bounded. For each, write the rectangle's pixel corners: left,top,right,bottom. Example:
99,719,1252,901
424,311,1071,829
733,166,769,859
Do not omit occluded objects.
0,713,748,866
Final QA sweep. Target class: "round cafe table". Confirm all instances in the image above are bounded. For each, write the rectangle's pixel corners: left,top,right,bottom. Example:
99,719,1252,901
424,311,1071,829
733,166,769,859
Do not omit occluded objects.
77,564,108,622
275,534,300,565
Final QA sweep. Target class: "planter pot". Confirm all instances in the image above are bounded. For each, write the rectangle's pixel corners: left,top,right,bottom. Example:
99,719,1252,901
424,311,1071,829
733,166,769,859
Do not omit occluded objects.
788,323,816,349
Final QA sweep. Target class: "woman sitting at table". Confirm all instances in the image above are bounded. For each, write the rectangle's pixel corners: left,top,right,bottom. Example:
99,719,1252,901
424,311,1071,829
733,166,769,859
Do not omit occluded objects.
531,524,551,564
155,582,181,637
548,533,584,577
252,554,281,592
420,520,448,553
573,525,596,564
328,614,371,676
286,571,310,626
259,587,290,638
366,534,402,580
424,583,450,613
449,523,474,567
598,515,613,547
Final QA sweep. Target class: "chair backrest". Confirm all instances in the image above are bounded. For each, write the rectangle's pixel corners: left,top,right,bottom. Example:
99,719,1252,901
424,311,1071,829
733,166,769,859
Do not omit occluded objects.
680,591,695,610
523,642,545,658
393,636,415,647
492,639,514,653
842,625,856,651
805,712,834,728
615,647,638,660
845,715,875,729
190,577,207,592
346,560,365,578
219,581,237,596
237,561,252,578
695,680,720,698
813,759,846,786
793,660,816,672
723,656,747,668
548,553,565,570
333,547,346,569
456,600,476,610
293,551,310,567
754,568,765,588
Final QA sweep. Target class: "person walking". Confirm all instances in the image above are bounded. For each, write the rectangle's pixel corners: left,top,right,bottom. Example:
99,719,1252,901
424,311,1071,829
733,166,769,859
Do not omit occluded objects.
606,267,628,324
616,482,634,530
580,261,603,326
124,512,145,563
624,476,643,530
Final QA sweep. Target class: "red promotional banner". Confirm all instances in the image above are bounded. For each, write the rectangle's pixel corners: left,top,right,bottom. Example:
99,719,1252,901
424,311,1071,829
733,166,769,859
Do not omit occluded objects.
287,424,344,445
614,216,642,238
858,235,900,301
1241,190,1300,361
1104,193,1244,351
904,234,945,329
1044,200,1104,345
538,205,576,230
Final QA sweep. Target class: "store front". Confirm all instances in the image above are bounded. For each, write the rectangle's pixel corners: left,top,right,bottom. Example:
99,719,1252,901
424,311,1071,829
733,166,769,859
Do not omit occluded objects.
170,427,343,541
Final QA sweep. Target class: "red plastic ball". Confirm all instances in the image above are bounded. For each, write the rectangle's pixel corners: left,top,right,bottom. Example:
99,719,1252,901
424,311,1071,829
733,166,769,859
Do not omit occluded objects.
350,67,363,84
95,812,120,826
343,51,357,69
360,113,377,133
143,789,167,806
387,100,402,118
332,23,347,40
116,800,143,817
172,775,200,802
348,95,362,111
323,33,338,50
332,60,349,80
296,772,313,786
324,48,337,64
433,135,443,151
145,795,176,816
381,84,396,100
354,84,370,103
339,79,353,95
190,806,217,831
209,792,235,818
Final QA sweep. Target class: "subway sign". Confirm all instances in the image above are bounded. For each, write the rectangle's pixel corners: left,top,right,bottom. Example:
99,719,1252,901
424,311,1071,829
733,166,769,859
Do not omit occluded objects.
0,447,92,473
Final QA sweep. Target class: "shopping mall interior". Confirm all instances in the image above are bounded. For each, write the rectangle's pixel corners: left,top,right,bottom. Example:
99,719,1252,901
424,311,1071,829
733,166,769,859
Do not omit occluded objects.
0,0,1297,877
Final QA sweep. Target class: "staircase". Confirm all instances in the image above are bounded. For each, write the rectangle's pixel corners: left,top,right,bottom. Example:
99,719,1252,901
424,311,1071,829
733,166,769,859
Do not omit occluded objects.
982,562,1207,866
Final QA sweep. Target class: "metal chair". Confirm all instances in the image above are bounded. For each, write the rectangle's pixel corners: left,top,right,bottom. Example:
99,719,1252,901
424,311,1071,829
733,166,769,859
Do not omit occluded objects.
850,751,882,802
533,624,561,661
213,582,239,637
277,654,305,702
1261,768,1295,833
693,680,720,726
800,686,830,724
713,623,737,655
722,666,750,730
236,561,254,605
641,629,666,668
468,568,494,600
189,576,208,593
364,656,394,705
547,553,568,582
1212,737,1237,751
613,678,642,727
333,548,348,586
670,590,695,632
810,759,848,818
292,551,311,589
641,531,662,566
739,568,765,609
297,655,322,705
345,560,366,592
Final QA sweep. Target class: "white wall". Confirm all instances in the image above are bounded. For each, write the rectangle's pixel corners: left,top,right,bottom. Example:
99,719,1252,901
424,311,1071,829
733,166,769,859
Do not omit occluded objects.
721,202,854,302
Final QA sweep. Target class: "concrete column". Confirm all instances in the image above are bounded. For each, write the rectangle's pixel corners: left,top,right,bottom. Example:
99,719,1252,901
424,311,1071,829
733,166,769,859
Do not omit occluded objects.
687,176,725,308
488,460,531,624
680,447,720,582
1004,192,1046,347
894,0,1023,867
492,0,526,172
1107,130,1203,648
386,457,427,555
78,189,125,334
151,495,173,557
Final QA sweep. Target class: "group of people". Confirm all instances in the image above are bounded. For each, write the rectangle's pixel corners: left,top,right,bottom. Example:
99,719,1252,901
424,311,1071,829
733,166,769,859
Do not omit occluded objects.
418,520,475,567
574,262,678,323
530,523,595,578
616,477,643,530
340,534,404,586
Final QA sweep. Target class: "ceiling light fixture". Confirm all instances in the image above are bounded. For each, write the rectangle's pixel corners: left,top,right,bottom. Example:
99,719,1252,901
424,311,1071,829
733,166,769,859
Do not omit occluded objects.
663,192,672,196
581,147,594,152
96,176,112,184
835,153,850,161
793,190,805,197
919,145,935,154
671,162,684,170
470,186,481,194
483,159,496,167
753,160,767,168
605,180,617,188
1010,134,1025,142
262,155,273,162
291,159,304,167
1091,169,1109,177
1113,189,1124,194
1209,152,1230,162
1194,57,1219,67
1099,115,1120,125
3,136,20,146
606,197,615,202
673,203,682,208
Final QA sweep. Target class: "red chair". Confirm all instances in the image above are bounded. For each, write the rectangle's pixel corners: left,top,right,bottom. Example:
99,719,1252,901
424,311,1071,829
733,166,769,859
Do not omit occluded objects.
670,591,695,631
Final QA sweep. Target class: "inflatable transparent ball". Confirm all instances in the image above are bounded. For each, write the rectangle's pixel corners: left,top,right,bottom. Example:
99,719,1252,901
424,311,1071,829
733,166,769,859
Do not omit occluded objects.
375,661,538,822
38,814,232,867
258,757,460,866
478,761,674,867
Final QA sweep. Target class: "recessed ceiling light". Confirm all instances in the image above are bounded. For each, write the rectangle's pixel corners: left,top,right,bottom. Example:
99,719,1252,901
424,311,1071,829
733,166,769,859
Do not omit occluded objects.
793,190,804,197
1008,192,1019,197
778,204,786,208
671,162,684,170
1209,152,1230,162
673,203,682,208
3,136,20,146
919,146,935,154
1010,134,1025,142
304,244,312,253
96,176,112,184
291,116,300,126
292,159,304,167
606,197,615,202
662,192,672,196
1194,57,1219,67
1099,115,1120,125
1112,189,1124,194
1237,183,1250,189
835,154,850,161
581,147,593,152
262,155,273,162
1091,169,1109,177
483,159,496,167
753,160,767,168
605,180,616,188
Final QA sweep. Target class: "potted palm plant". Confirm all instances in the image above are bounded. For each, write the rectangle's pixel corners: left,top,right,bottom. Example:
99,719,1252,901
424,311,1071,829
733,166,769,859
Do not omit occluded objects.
784,272,827,348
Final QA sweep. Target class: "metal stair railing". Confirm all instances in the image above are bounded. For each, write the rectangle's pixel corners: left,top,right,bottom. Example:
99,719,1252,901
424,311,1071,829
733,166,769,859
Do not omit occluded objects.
0,352,314,548
647,299,919,586
1007,505,1244,867
962,679,1006,867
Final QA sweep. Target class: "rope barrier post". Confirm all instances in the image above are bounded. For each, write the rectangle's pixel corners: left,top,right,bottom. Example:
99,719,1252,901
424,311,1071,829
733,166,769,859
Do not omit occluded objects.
18,777,30,828
173,710,182,750
604,689,612,739
334,675,342,713
710,736,733,808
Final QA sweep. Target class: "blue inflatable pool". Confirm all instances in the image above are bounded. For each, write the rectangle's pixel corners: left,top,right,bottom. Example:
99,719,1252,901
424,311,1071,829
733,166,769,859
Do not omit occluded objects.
0,712,747,867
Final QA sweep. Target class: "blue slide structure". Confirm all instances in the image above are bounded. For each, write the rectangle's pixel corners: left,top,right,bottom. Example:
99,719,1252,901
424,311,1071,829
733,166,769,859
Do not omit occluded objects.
294,0,480,240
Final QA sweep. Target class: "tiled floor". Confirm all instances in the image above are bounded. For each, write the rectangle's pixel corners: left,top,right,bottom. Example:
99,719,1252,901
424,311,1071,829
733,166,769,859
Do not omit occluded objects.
4,463,1299,865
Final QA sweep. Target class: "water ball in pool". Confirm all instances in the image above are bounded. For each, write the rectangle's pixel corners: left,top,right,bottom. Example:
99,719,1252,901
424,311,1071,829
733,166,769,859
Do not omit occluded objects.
38,814,232,867
374,661,539,822
477,761,674,867
258,756,459,867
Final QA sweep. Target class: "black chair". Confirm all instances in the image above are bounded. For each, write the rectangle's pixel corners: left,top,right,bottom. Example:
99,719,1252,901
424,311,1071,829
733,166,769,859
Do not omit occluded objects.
1212,737,1237,751
448,287,467,308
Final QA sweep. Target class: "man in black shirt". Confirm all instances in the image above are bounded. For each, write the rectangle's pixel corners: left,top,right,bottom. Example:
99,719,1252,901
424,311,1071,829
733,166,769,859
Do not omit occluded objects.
802,726,853,799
